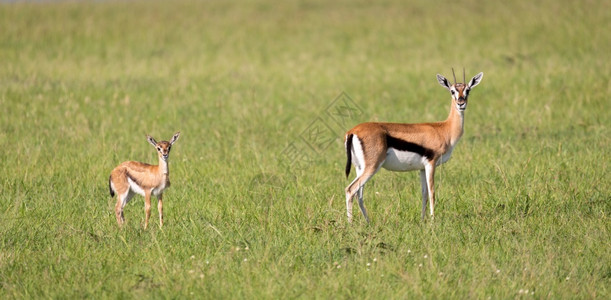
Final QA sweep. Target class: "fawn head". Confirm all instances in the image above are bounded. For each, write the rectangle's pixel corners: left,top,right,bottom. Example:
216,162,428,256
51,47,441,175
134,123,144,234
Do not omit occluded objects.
147,132,180,162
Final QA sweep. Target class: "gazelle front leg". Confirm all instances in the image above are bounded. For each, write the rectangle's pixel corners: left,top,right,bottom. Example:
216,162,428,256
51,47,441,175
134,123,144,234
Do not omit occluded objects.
424,161,436,219
157,193,164,227
144,191,152,229
419,169,429,219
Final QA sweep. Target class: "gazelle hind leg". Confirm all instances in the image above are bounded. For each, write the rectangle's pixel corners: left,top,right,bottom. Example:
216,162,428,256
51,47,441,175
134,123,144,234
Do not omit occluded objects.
357,186,370,223
115,190,133,226
345,135,381,223
345,149,364,222
355,164,369,222
115,197,123,225
345,177,358,223
345,166,380,223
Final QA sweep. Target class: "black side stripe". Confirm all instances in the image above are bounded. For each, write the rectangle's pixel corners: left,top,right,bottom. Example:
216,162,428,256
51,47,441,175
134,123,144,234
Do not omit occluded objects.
386,135,436,160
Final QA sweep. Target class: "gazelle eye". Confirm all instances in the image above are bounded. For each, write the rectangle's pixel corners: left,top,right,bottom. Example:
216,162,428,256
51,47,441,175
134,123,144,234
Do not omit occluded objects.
451,90,455,94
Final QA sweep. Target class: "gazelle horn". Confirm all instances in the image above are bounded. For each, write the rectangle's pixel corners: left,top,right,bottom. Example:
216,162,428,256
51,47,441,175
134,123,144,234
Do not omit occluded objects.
452,68,457,85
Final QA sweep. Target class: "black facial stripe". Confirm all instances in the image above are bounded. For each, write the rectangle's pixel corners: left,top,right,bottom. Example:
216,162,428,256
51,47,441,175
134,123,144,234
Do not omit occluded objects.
386,135,436,160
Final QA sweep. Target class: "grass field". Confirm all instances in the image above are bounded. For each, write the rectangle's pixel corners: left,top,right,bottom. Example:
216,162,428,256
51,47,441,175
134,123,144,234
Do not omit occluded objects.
0,0,609,298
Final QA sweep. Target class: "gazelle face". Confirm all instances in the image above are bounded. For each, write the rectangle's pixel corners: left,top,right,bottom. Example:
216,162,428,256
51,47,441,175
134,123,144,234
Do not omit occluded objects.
155,141,173,161
436,71,484,113
147,132,181,162
450,83,469,111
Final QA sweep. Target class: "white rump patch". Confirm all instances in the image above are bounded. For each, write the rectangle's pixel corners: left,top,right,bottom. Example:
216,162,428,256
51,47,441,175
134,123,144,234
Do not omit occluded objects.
351,134,365,175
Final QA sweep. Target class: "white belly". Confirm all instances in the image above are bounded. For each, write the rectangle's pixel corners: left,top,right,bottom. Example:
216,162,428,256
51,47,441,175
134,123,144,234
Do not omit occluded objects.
127,177,168,197
382,148,427,172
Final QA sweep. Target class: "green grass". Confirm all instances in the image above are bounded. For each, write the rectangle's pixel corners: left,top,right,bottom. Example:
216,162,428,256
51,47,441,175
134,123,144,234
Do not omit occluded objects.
0,0,609,298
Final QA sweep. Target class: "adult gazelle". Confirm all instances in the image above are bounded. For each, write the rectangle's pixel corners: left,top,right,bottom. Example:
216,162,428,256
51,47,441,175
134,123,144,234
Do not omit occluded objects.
344,70,483,222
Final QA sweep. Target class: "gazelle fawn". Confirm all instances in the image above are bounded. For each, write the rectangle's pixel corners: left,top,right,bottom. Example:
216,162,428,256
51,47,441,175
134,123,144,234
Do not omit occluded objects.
109,132,180,229
344,70,483,222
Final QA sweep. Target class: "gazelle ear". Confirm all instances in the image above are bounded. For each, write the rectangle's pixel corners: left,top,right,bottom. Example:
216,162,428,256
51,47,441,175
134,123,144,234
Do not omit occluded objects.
468,72,483,88
170,132,180,145
147,135,158,147
436,74,451,91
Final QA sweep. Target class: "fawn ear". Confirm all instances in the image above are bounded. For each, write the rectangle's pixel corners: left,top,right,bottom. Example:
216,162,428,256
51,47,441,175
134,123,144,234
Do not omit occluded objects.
147,135,158,147
468,72,483,88
437,74,451,91
170,132,180,145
